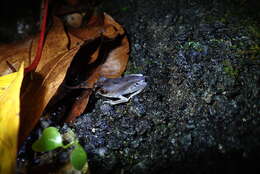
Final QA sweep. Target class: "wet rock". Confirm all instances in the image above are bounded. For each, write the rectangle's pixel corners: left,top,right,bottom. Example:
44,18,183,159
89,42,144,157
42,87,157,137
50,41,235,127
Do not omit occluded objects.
99,104,114,116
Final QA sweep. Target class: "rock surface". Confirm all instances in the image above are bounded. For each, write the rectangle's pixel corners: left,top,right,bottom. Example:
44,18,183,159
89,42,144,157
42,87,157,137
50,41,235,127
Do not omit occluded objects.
78,0,260,173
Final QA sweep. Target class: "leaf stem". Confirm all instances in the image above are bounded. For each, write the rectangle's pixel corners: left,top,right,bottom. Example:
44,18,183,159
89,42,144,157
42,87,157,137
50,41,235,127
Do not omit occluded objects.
62,141,78,149
25,0,49,72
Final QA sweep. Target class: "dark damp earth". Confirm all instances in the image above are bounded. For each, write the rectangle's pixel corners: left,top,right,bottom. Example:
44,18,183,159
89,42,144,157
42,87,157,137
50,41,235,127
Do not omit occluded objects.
8,0,260,174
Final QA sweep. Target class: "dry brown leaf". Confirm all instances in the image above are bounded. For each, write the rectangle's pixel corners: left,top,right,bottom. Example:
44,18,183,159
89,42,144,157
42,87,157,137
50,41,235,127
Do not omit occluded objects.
0,17,84,144
19,17,84,144
67,13,104,41
0,12,129,140
67,13,124,41
100,36,129,78
64,13,129,122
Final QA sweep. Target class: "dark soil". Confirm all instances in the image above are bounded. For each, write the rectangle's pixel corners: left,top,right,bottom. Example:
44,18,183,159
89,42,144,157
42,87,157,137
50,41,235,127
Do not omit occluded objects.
14,0,260,174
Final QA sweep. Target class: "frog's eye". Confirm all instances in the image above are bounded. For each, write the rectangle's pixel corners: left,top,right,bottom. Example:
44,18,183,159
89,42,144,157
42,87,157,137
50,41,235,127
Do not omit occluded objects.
135,81,143,86
134,82,140,86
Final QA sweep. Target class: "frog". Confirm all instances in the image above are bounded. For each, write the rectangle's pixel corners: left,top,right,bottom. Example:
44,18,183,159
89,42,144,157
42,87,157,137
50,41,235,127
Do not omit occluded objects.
95,74,147,105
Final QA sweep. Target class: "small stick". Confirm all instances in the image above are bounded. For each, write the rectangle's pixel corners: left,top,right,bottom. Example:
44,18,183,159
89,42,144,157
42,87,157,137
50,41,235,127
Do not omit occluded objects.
6,61,17,72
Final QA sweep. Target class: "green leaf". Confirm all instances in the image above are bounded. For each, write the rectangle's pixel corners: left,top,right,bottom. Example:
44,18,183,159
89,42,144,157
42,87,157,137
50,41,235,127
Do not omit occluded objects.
70,144,87,170
32,127,63,152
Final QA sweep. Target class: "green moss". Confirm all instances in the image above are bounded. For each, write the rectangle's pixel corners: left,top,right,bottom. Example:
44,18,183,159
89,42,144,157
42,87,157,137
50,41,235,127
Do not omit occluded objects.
183,41,204,52
248,25,260,38
209,39,225,44
236,42,260,61
222,60,239,78
121,7,129,12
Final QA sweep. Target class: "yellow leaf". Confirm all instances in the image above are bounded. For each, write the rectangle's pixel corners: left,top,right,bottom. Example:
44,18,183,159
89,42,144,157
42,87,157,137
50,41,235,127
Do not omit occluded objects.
0,62,24,174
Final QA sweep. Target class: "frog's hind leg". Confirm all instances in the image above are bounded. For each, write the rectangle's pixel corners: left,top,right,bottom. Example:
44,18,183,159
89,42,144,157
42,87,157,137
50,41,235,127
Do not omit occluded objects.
108,88,144,105
104,96,129,105
126,74,144,77
128,88,144,100
104,88,145,105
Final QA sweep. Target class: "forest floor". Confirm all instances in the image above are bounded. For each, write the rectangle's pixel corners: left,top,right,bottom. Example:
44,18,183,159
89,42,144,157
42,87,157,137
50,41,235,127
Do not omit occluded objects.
15,0,259,174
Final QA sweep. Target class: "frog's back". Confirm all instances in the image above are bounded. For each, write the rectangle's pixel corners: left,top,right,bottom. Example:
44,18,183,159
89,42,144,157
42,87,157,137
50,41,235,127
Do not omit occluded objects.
100,75,146,97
